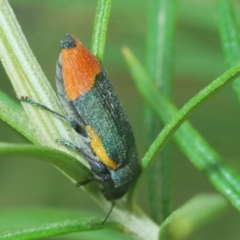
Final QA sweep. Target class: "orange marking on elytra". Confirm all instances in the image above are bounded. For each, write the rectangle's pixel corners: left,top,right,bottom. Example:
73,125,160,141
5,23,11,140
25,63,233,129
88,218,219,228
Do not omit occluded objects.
61,36,101,100
86,125,118,170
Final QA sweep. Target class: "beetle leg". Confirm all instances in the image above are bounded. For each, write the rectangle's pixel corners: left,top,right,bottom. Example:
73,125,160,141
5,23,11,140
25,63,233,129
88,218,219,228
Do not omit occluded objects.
20,96,86,135
76,178,95,186
102,201,115,224
75,176,106,187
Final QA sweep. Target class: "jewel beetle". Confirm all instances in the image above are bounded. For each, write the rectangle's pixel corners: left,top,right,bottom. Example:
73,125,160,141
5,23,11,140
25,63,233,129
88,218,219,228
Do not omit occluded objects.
21,34,140,209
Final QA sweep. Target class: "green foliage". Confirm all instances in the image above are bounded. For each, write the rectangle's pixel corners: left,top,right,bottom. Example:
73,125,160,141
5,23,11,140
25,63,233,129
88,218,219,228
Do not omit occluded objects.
0,0,240,239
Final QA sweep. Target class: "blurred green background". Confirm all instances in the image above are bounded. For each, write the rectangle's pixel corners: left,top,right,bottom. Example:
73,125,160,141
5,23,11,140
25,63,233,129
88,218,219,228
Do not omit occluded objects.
1,0,240,239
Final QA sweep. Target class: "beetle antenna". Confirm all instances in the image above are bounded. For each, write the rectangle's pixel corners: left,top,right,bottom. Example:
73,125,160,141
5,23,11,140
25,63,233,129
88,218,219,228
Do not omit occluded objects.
102,201,115,224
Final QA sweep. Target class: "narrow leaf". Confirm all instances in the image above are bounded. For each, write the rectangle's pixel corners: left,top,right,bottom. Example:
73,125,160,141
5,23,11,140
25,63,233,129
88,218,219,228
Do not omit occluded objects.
123,47,240,212
145,0,176,223
90,0,112,62
159,194,228,240
0,91,38,143
217,0,240,102
0,208,120,240
0,143,90,183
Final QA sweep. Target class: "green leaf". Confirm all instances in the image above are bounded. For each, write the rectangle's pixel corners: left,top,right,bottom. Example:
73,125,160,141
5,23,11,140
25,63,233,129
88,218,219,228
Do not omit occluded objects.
123,48,240,168
145,0,176,223
217,0,240,66
90,0,112,62
158,194,228,240
123,47,240,212
146,0,176,94
0,91,39,144
217,0,240,102
0,143,90,183
0,208,120,240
